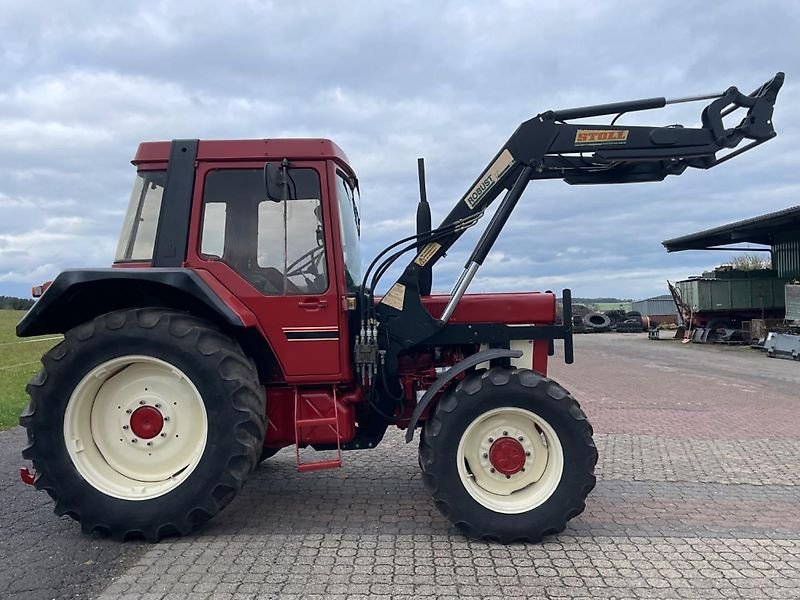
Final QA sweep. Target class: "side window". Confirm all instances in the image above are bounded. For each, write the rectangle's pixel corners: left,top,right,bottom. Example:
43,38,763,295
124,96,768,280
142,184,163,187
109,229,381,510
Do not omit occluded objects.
115,170,166,262
200,167,327,295
257,198,328,294
200,203,226,258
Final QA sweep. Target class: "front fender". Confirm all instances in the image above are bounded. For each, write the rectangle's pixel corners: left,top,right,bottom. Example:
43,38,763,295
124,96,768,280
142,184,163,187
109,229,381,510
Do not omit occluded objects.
404,348,522,442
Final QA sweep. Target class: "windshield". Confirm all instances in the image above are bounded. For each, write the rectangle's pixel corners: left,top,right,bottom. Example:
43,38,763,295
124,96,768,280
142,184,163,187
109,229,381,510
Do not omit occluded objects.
115,170,167,261
335,171,361,293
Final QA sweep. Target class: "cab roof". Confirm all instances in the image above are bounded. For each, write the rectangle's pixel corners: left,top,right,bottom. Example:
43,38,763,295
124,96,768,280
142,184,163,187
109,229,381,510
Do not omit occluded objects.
133,138,353,171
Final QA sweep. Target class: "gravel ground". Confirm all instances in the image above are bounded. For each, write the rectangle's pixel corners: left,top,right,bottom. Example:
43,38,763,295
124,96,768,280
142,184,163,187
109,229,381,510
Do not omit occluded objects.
1,333,798,599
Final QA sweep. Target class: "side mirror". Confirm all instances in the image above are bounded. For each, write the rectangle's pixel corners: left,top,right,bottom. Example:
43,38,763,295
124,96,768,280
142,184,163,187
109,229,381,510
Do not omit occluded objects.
263,161,287,202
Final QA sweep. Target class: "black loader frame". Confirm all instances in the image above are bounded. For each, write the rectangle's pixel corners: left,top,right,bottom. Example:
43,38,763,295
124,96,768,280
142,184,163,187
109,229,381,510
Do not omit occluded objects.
356,72,784,424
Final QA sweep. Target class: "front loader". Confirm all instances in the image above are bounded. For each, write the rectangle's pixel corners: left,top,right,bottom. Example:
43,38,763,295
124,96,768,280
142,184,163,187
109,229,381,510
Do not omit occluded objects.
16,73,783,542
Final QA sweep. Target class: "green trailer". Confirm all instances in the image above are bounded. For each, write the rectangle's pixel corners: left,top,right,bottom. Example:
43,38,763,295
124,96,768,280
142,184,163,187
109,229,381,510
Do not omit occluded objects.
676,276,788,313
671,269,790,335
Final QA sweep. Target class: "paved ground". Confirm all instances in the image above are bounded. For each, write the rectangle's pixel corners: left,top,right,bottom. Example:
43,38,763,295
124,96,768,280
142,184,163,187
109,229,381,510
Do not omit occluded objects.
1,334,799,599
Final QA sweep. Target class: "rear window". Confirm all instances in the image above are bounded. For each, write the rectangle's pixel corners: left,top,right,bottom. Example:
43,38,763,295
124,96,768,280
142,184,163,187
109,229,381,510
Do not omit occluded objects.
115,170,166,261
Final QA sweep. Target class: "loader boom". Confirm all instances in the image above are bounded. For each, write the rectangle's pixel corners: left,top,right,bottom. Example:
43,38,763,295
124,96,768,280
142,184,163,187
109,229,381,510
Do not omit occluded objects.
365,72,783,397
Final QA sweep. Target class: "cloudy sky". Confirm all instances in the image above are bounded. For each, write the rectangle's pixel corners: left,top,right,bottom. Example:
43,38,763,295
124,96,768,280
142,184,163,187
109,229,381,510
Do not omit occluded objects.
1,0,797,300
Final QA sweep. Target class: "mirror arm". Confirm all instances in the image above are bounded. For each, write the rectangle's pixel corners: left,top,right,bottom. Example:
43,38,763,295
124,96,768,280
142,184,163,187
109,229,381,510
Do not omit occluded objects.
280,158,290,202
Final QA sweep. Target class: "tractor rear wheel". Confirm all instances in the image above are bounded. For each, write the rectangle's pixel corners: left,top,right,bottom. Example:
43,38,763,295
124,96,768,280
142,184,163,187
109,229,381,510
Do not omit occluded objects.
20,308,265,541
419,367,596,543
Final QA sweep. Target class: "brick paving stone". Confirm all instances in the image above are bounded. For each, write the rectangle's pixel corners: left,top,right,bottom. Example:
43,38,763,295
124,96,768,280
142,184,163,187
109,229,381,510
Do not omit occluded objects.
2,334,799,599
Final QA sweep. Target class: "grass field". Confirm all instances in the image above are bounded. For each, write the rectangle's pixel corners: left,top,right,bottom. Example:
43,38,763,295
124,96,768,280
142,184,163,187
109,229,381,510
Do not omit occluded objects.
0,310,61,430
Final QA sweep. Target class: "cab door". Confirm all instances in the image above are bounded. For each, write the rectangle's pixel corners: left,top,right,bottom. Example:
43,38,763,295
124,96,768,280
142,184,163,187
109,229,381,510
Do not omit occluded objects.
187,161,343,380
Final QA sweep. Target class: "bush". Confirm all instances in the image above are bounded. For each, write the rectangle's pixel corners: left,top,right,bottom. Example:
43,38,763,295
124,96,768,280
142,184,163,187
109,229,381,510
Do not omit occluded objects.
0,296,35,310
724,254,771,271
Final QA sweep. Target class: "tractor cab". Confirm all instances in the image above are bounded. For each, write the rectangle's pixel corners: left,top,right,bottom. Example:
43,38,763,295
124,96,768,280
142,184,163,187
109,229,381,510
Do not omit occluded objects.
116,139,363,381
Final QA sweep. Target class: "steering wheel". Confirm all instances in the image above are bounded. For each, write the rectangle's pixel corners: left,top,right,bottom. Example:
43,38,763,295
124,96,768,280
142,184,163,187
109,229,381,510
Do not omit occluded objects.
247,268,304,295
286,245,325,280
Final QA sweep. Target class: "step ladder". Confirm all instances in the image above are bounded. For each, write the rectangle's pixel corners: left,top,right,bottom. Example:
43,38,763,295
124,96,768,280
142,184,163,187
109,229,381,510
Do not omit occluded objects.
294,387,342,472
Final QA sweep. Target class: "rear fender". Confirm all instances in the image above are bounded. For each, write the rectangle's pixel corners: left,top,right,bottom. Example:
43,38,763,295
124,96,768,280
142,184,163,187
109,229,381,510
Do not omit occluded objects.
16,268,253,337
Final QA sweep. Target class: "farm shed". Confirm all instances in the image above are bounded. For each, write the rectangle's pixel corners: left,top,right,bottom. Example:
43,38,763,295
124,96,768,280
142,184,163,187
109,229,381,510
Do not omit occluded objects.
662,205,800,321
631,295,678,325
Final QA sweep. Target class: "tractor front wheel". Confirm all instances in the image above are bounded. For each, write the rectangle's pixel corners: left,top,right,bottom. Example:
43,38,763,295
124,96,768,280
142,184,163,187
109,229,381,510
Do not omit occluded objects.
20,309,265,541
419,367,596,543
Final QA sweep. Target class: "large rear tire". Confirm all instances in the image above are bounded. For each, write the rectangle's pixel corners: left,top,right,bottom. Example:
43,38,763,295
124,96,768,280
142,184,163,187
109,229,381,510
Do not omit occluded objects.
20,309,265,541
419,367,596,543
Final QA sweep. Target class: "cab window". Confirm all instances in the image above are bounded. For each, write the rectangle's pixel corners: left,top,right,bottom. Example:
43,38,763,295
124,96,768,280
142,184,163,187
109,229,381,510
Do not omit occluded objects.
200,168,328,295
335,171,361,293
115,170,166,261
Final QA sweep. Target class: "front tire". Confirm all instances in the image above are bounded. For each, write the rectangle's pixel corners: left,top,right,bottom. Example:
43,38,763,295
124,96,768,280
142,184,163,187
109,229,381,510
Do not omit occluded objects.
419,367,596,543
20,309,265,541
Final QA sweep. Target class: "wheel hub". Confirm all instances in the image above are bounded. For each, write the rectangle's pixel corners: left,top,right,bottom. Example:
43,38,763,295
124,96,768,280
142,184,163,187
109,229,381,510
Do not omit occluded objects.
457,407,563,513
64,357,208,499
489,437,526,476
129,405,164,439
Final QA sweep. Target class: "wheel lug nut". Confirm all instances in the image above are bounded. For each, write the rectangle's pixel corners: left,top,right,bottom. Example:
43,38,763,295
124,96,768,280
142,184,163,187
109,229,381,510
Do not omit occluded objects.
125,409,132,414
518,436,524,441
131,439,138,443
155,403,161,408
503,431,508,436
164,416,170,422
526,451,531,456
490,468,495,473
505,474,511,479
161,433,167,437
147,442,152,446
139,400,145,405
483,453,488,459
122,425,129,430
488,437,494,443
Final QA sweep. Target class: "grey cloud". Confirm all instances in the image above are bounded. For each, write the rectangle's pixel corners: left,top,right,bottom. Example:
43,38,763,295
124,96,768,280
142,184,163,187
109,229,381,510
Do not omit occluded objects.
0,0,797,298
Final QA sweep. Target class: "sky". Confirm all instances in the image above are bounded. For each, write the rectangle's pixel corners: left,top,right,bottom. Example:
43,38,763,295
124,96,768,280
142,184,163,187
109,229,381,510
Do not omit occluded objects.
0,0,798,301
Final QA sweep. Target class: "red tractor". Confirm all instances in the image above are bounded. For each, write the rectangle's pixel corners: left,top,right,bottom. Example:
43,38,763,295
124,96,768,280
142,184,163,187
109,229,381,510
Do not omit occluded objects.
17,74,782,542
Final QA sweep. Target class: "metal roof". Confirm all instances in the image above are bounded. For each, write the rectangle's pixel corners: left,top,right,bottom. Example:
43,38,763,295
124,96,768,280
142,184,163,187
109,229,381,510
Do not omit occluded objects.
132,139,352,169
662,205,800,251
633,294,672,302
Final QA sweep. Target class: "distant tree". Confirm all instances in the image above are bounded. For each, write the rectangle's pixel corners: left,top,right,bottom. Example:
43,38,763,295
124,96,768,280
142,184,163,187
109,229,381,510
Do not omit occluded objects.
0,296,35,310
568,297,633,304
724,254,772,271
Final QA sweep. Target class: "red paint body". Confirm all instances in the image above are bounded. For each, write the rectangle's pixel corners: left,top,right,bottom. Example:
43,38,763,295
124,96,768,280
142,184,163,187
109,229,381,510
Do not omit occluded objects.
120,139,556,457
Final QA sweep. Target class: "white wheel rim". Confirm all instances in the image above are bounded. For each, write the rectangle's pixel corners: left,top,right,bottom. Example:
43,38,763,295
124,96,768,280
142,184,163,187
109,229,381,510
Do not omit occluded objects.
64,355,208,501
456,407,564,514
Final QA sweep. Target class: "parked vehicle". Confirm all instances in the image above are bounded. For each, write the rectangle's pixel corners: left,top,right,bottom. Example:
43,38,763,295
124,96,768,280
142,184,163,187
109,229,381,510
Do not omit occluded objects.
17,73,783,542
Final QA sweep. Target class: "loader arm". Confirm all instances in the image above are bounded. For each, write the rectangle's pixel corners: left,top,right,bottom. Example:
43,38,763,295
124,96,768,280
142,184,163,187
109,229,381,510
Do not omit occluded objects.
358,73,783,406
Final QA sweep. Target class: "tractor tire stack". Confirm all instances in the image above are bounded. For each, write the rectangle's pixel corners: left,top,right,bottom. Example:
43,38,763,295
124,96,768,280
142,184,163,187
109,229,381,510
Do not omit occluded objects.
574,310,645,334
582,312,612,332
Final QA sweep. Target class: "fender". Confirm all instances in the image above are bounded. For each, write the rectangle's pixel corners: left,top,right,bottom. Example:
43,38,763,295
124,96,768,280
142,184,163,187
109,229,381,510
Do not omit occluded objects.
404,347,522,442
16,268,246,337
